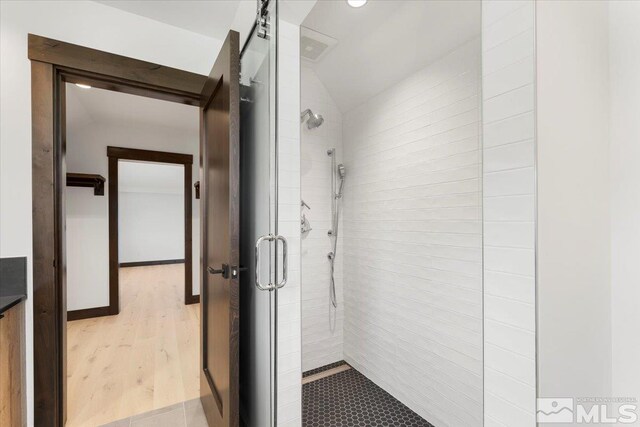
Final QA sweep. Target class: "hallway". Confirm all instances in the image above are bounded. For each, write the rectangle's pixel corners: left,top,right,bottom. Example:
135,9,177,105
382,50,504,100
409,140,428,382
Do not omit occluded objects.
66,264,199,426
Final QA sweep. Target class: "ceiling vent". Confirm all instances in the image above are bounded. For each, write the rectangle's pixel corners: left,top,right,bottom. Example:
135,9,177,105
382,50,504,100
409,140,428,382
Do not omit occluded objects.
300,27,337,63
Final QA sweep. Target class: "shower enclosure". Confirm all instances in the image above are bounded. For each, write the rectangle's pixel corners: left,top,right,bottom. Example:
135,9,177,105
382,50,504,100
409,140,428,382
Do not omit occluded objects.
238,0,281,425
299,1,487,426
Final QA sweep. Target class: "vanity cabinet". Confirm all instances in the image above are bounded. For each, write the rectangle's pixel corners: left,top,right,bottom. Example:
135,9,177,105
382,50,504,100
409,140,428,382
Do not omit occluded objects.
0,302,25,427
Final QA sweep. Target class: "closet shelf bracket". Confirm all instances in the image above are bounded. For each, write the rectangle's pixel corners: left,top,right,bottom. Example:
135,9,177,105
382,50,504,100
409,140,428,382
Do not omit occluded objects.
66,173,106,196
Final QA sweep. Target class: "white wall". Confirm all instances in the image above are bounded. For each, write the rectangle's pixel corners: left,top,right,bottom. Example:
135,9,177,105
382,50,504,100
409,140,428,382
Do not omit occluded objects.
484,2,640,425
341,39,483,427
118,161,186,264
481,1,537,425
65,186,111,311
0,2,221,419
277,19,303,427
300,65,345,372
536,0,612,418
609,0,640,411
119,192,184,263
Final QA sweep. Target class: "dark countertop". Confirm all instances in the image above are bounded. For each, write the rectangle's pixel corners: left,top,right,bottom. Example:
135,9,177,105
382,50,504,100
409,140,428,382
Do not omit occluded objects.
0,257,27,315
0,294,26,315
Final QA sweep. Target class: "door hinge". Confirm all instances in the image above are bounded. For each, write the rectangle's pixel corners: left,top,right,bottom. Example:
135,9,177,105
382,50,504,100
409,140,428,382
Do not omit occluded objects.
257,17,270,39
256,1,270,40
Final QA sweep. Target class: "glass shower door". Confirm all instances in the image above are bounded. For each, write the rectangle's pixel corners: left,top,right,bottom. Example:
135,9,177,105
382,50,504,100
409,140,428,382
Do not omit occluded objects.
239,0,279,426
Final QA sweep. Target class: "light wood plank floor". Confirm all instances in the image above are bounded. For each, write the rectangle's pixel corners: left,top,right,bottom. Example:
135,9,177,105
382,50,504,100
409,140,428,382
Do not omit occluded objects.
66,264,200,427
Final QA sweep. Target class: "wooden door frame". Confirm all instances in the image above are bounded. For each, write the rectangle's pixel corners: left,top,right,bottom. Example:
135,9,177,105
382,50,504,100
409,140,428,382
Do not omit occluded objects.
29,34,208,426
106,146,198,314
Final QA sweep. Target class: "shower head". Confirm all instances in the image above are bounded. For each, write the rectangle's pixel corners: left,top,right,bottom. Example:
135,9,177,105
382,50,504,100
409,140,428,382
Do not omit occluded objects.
337,164,346,179
300,108,324,130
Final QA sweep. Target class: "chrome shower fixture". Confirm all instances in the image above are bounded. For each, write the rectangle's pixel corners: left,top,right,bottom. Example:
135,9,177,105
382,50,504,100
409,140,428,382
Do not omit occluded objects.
336,164,346,199
327,150,345,308
300,108,324,129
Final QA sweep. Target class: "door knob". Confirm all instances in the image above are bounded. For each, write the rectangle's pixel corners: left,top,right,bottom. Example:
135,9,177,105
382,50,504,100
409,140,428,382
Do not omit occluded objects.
207,266,222,274
208,264,230,279
208,264,246,279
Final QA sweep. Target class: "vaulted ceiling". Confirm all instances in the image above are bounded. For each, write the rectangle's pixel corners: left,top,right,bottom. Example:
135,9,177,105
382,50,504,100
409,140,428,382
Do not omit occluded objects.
302,0,481,112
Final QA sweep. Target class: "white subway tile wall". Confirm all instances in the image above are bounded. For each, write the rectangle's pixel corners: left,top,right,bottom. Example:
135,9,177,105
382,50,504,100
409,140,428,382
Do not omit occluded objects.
482,1,536,426
277,20,302,427
300,65,345,373
341,40,483,427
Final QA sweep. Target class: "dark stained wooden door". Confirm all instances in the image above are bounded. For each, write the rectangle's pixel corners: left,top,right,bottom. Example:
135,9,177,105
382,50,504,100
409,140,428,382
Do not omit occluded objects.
199,30,240,427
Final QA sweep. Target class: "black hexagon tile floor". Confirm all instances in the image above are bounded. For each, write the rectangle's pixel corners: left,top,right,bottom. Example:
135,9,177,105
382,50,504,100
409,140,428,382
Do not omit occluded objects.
303,367,434,427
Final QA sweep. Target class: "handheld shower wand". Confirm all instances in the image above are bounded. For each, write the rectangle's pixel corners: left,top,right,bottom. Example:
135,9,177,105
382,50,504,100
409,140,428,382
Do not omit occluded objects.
336,164,346,199
328,152,346,308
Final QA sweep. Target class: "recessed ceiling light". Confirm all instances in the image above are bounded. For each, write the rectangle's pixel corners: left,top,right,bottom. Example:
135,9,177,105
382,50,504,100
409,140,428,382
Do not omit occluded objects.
75,83,92,89
347,0,367,8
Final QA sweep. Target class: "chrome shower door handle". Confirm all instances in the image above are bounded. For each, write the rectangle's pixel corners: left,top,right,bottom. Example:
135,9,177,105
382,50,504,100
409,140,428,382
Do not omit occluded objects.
254,234,287,290
255,234,276,291
275,235,288,289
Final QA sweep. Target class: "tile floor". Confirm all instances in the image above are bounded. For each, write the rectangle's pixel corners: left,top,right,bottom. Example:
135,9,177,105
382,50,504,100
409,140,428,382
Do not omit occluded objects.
99,398,207,427
103,362,433,427
303,366,433,427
